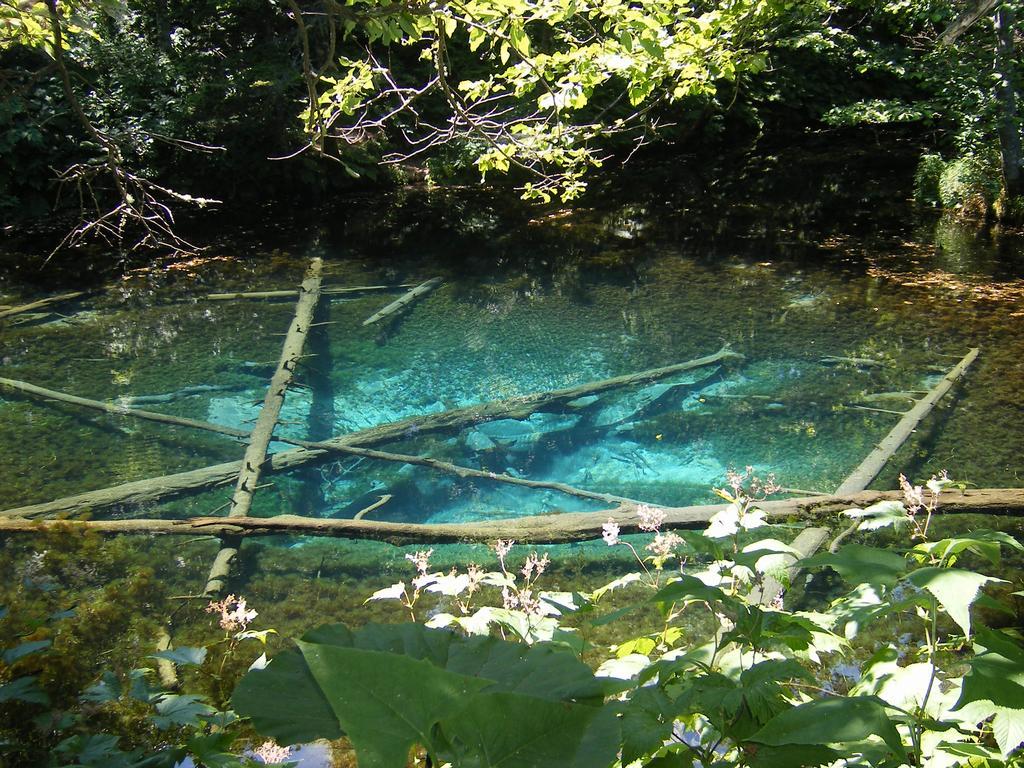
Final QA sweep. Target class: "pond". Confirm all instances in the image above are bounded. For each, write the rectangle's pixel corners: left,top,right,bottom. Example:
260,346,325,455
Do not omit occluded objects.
0,144,1022,669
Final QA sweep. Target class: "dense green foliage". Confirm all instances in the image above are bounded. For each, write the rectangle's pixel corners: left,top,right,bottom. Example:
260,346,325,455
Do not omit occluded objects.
231,476,1024,767
1,0,1022,253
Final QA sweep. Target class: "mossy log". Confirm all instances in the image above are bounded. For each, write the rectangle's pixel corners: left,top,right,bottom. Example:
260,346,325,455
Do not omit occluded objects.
362,277,443,326
204,257,323,595
203,284,417,301
835,348,980,495
1,488,1022,545
0,290,89,320
0,346,741,520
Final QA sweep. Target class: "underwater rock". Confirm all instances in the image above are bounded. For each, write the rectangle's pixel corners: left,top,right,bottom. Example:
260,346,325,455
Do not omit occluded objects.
587,370,716,427
207,390,314,447
567,394,600,409
469,413,581,453
546,437,727,492
465,430,497,452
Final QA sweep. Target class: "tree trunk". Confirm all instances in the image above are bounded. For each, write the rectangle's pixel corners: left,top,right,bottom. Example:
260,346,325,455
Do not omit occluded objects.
1,488,1021,545
203,257,322,595
835,348,979,495
996,3,1023,200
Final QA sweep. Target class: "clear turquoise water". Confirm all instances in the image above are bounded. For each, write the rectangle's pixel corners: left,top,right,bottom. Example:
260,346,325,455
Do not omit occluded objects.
1,157,1023,688
1,206,1021,529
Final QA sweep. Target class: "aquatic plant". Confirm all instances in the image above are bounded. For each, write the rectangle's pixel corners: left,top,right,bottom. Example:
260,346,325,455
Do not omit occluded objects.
233,473,1024,768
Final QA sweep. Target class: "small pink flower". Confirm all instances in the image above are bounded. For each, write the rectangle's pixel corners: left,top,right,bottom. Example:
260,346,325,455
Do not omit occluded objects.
405,549,434,575
521,552,550,580
465,563,484,595
602,519,621,546
252,739,291,765
646,531,683,558
205,594,257,632
494,539,515,560
899,474,925,513
637,504,666,532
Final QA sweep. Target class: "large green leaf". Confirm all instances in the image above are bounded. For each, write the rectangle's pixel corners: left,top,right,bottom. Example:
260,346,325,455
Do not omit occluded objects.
231,644,345,744
618,686,677,764
442,690,620,768
748,744,841,768
651,575,729,607
801,544,907,587
912,529,1023,567
905,567,1002,637
233,623,621,768
150,694,215,729
954,628,1024,712
749,696,905,758
738,659,814,724
298,641,490,768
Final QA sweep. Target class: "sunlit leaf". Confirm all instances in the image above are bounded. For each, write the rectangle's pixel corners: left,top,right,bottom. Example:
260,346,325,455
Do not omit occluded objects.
905,567,1002,637
750,695,905,758
801,544,907,587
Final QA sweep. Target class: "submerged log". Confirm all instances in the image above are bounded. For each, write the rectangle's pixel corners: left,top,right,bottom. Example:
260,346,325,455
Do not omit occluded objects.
0,376,253,440
835,348,980,495
118,384,243,406
747,527,830,607
819,356,885,368
1,488,1021,545
0,346,741,520
0,291,89,320
204,257,323,595
204,284,416,301
352,494,392,521
0,375,638,511
362,277,443,326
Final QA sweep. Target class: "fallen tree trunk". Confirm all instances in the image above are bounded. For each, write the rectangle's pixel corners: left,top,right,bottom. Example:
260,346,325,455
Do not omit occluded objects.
835,348,980,495
1,488,1021,545
0,346,741,520
0,377,639,510
118,384,244,406
0,377,252,439
362,277,442,326
0,291,89,320
204,257,323,595
204,284,416,301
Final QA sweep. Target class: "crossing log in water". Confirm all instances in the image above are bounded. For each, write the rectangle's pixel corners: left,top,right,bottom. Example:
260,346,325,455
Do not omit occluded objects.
0,374,640,510
0,346,742,520
835,348,980,495
0,290,89,320
203,257,323,596
203,284,417,301
362,277,443,326
0,488,1020,545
